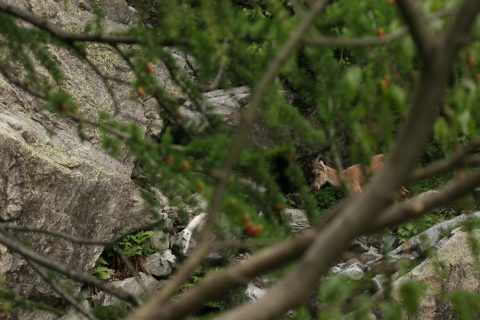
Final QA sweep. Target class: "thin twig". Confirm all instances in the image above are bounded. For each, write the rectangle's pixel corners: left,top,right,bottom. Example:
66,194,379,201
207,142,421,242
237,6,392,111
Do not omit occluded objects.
0,228,141,306
0,1,183,46
0,62,47,99
69,44,122,115
0,224,113,245
27,261,96,320
370,168,480,232
444,0,480,54
111,44,194,138
0,220,165,246
113,245,149,294
410,138,480,182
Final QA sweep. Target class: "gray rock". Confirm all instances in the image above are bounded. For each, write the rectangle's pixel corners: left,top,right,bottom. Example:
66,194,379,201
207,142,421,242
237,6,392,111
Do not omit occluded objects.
91,272,160,306
150,231,170,251
348,238,370,254
0,244,14,274
0,111,158,296
393,230,480,320
372,274,386,293
178,86,250,132
341,265,365,280
58,300,92,320
0,0,188,300
284,208,310,233
361,247,382,264
96,0,130,24
144,250,176,277
391,211,480,258
245,282,266,301
17,310,58,320
330,259,365,280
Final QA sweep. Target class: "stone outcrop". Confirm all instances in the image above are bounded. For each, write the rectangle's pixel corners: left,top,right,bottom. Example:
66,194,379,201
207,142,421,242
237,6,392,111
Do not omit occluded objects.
394,229,480,320
0,0,182,300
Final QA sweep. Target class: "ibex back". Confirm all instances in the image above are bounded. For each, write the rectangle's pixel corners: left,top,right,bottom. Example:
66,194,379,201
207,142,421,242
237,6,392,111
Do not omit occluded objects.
312,154,409,198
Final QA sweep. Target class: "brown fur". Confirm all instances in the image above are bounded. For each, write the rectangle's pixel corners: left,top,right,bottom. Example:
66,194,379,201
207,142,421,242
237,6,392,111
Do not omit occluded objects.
313,154,409,198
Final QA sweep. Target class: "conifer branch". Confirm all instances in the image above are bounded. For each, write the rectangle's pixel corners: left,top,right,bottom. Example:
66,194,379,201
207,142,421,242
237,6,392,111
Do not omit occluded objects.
304,7,454,48
126,1,331,319
135,161,480,319
217,1,480,319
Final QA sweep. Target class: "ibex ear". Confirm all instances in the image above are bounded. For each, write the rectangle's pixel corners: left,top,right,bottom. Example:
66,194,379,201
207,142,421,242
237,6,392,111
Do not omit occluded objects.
319,160,326,171
313,157,325,172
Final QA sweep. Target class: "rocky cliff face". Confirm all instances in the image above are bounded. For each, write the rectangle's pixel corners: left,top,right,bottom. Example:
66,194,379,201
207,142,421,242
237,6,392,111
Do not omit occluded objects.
0,0,249,309
0,0,179,299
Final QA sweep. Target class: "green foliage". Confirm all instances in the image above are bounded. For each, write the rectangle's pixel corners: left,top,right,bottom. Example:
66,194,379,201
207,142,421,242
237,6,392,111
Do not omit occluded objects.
396,213,448,244
378,301,403,320
2,0,480,318
92,257,114,280
450,290,480,320
399,280,426,316
92,230,157,280
317,274,374,319
313,184,344,212
93,303,128,320
118,230,156,257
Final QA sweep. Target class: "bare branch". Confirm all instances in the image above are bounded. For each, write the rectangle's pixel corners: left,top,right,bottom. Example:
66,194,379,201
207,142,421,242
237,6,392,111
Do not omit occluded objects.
396,0,434,61
27,261,96,320
200,58,228,92
410,138,480,181
0,229,141,306
445,0,480,53
0,224,114,246
371,169,480,232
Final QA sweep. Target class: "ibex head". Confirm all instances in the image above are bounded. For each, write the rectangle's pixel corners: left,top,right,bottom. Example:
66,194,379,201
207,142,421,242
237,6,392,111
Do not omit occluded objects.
312,157,340,189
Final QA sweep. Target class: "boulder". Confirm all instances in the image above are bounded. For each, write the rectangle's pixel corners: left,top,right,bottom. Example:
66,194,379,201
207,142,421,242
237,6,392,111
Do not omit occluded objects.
394,229,480,319
144,250,176,277
91,272,161,306
0,111,153,296
0,0,191,301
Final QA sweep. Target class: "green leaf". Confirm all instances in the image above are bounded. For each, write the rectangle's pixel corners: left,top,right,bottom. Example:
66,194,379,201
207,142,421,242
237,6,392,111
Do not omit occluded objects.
433,117,450,146
451,290,480,320
457,110,471,135
399,280,425,315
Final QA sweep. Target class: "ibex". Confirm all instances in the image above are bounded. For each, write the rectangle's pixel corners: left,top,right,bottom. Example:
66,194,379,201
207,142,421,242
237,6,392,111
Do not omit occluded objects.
312,154,409,198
